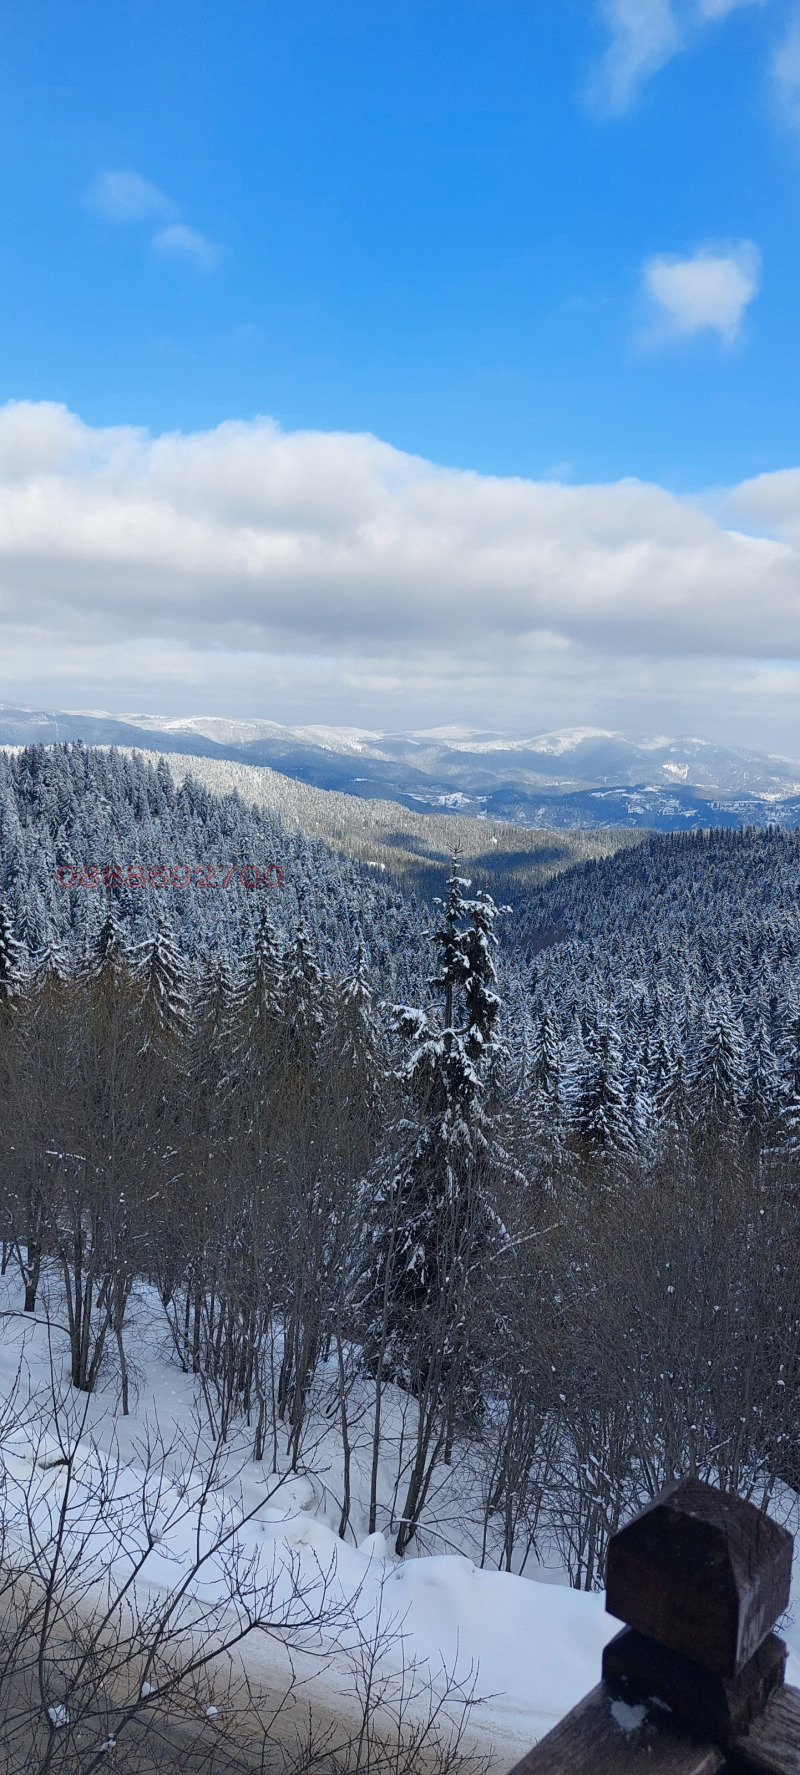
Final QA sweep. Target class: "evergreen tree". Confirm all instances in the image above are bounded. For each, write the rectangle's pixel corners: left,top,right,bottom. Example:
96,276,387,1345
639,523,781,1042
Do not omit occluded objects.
283,923,325,1055
528,1006,563,1114
90,905,131,983
32,937,70,987
0,898,25,1003
463,888,503,1063
235,905,284,1033
520,1003,562,1162
743,1014,781,1134
780,1005,800,1103
365,868,506,1548
626,1035,655,1153
691,988,746,1126
335,941,385,1104
137,916,191,1040
566,1012,635,1155
653,1026,690,1133
196,953,237,1046
430,869,473,1035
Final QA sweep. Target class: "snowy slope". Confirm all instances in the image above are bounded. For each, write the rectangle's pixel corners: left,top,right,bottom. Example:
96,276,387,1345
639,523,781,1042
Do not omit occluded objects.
0,1271,613,1769
2,1268,799,1769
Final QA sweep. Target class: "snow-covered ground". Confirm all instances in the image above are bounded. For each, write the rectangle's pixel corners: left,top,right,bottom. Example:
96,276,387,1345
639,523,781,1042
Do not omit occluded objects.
1,1271,799,1772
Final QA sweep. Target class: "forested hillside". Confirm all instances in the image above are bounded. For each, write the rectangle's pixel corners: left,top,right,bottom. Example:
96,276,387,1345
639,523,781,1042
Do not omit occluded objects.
130,747,643,901
0,742,426,1000
3,744,800,1156
512,826,800,1154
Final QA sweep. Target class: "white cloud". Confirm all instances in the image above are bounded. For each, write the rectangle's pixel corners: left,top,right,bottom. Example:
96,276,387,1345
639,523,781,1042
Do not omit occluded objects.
589,0,765,112
83,172,219,272
1,401,800,742
641,242,761,343
83,170,175,224
588,0,681,113
152,224,220,271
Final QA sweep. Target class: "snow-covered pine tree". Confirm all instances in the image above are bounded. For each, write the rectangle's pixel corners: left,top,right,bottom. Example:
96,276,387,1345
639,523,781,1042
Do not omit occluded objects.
778,1003,800,1151
743,1013,782,1136
235,905,284,1034
155,755,175,813
566,1011,636,1156
653,1024,690,1133
335,941,385,1106
0,898,25,1004
137,915,191,1041
196,953,237,1046
282,922,326,1056
521,1003,565,1171
626,1035,655,1154
222,907,286,1126
529,1005,563,1110
431,868,473,1037
691,986,746,1126
463,887,503,1064
16,882,50,958
32,938,71,987
368,864,506,1553
90,905,131,983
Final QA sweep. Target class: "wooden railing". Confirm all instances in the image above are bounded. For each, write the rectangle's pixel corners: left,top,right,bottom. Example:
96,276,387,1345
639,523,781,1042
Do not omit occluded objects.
507,1474,800,1773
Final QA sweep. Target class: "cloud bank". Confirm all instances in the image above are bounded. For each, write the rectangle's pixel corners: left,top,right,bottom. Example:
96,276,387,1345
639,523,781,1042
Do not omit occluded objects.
0,401,798,744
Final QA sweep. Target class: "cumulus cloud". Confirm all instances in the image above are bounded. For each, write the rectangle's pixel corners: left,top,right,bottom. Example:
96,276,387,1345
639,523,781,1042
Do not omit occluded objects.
0,400,799,741
588,0,765,112
83,170,176,224
152,223,219,270
641,242,761,343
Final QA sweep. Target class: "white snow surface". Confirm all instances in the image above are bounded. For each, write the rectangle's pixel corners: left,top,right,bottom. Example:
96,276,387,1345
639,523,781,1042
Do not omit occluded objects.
2,1273,800,1770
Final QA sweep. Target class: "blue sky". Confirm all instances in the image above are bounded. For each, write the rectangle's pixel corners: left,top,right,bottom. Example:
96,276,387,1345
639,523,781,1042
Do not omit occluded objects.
1,0,796,485
2,0,800,743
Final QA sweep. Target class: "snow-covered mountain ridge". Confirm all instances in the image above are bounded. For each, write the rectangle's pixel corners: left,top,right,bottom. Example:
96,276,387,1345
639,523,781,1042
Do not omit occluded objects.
3,704,800,827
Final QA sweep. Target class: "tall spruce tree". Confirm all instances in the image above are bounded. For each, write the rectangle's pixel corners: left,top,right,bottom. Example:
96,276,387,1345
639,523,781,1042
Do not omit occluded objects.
691,987,746,1126
235,905,284,1034
368,865,506,1553
0,898,25,1004
90,905,131,984
137,915,191,1041
283,922,326,1056
566,1013,635,1155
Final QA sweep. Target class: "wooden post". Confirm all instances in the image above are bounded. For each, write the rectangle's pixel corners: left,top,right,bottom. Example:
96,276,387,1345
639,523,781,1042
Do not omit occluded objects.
506,1476,800,1774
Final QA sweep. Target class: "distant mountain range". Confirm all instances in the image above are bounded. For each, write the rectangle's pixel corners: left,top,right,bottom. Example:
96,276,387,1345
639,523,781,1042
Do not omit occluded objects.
3,704,800,830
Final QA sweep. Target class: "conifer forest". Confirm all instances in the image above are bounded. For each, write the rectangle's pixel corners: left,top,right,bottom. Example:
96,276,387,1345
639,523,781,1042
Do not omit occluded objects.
2,742,800,1770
